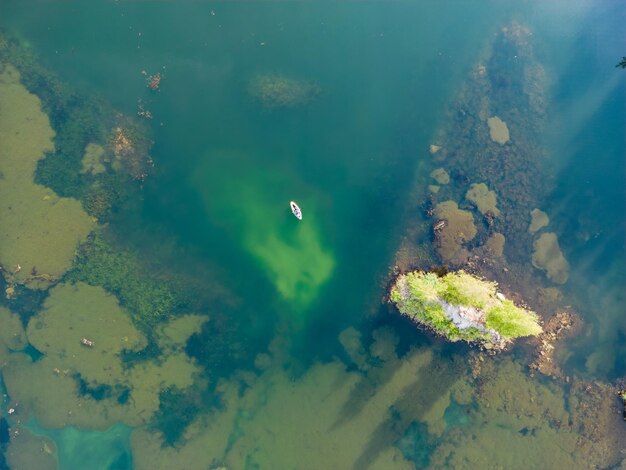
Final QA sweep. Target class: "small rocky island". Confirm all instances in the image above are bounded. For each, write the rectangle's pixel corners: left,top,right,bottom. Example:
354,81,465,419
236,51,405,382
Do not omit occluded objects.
390,270,542,350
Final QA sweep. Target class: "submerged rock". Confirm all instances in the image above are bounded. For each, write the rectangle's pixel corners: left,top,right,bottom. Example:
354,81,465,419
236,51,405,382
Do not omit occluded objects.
390,270,542,350
528,208,549,233
248,73,321,108
110,125,153,181
532,232,570,284
433,201,477,262
485,232,506,257
487,116,510,144
465,182,500,216
430,168,450,185
429,144,442,154
80,143,107,175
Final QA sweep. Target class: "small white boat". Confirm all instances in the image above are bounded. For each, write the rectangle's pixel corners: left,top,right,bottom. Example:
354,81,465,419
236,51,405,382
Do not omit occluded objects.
290,201,303,220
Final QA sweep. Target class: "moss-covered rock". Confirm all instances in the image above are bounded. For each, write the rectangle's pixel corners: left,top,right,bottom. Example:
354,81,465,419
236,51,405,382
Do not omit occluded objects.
390,271,542,349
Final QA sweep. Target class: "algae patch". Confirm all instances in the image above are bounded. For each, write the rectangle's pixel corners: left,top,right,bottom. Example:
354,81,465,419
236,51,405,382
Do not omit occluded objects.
0,64,94,287
3,282,201,430
430,357,624,470
26,282,147,385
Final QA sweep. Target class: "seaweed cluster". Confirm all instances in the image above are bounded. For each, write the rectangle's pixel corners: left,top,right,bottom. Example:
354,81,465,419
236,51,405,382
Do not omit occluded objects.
67,234,180,328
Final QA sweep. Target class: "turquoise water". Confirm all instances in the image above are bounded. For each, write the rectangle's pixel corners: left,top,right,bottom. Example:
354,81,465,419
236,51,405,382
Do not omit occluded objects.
27,421,132,470
1,1,625,469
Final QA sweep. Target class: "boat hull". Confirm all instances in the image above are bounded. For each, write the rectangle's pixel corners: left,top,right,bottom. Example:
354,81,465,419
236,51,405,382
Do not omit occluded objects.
290,201,302,220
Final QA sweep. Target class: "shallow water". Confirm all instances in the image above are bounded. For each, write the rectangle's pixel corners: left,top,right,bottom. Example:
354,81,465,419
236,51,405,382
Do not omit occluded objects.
0,1,625,469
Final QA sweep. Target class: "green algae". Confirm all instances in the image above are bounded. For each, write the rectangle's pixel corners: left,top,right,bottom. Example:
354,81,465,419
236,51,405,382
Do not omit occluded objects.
5,427,57,470
67,234,179,327
156,314,208,353
26,282,147,385
532,232,570,285
0,306,27,352
1,34,153,225
432,201,477,262
0,64,94,287
3,282,201,430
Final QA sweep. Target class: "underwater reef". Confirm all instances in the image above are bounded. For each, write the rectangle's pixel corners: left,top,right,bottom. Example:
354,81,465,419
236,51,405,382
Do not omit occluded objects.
248,73,321,109
390,270,542,350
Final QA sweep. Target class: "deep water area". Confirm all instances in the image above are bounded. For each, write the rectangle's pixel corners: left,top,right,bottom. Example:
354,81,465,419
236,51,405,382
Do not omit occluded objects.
0,1,625,469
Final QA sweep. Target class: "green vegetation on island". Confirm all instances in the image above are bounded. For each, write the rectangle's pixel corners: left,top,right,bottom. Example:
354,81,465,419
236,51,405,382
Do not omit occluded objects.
390,271,542,349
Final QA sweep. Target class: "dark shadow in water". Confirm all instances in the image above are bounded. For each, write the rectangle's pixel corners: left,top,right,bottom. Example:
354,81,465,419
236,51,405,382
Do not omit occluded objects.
351,354,462,470
0,417,8,470
323,303,467,469
329,303,457,430
185,306,272,386
397,421,435,469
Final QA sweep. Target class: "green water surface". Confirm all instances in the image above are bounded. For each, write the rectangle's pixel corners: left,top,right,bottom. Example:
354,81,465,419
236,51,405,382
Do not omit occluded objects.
1,1,624,469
